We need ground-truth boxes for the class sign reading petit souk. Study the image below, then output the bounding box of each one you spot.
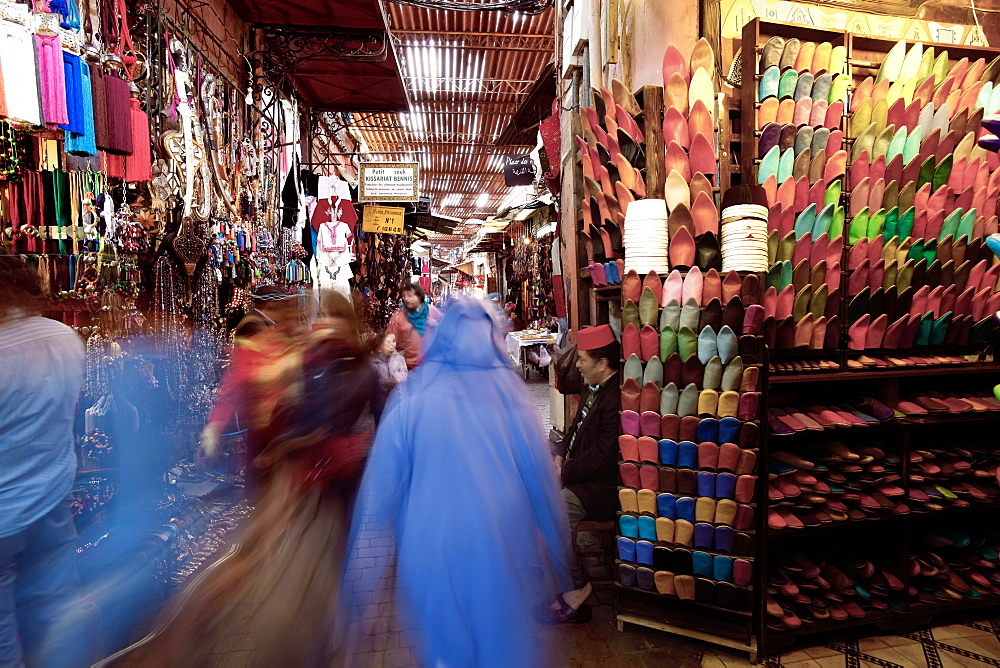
[359,163,419,202]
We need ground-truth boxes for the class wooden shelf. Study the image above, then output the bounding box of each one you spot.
[769,363,1000,384]
[611,18,1000,660]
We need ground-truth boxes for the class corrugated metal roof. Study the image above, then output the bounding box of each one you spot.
[356,3,554,246]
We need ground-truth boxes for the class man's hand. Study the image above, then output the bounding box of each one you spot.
[553,455,564,482]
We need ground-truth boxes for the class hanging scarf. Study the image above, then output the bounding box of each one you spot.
[406,301,430,336]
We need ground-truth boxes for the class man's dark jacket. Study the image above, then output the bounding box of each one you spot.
[557,379,620,521]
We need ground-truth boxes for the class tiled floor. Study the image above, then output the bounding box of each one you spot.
[701,621,1000,666]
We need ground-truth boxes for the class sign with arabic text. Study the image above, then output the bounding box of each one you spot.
[503,155,536,187]
[362,206,405,235]
[359,163,419,202]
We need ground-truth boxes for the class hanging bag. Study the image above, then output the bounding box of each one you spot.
[551,343,582,395]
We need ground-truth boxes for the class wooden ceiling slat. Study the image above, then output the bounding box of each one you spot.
[352,4,552,233]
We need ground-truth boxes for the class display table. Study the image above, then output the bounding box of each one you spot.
[505,330,557,380]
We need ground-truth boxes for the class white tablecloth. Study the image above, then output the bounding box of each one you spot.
[505,331,556,365]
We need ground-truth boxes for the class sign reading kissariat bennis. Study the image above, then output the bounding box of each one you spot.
[359,162,419,202]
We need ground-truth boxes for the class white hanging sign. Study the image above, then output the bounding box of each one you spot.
[359,163,420,202]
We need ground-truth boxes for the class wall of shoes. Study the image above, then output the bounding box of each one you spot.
[574,37,769,652]
[578,17,1000,658]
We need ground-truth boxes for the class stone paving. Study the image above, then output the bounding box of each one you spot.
[112,373,712,667]
[110,372,1000,666]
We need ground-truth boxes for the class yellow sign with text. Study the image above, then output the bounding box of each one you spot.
[362,206,405,235]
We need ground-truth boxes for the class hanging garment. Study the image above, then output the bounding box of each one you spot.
[102,151,125,180]
[102,72,132,154]
[334,197,358,232]
[281,168,299,228]
[65,57,97,156]
[539,99,561,181]
[35,34,69,125]
[89,61,110,150]
[300,169,319,198]
[0,20,41,125]
[318,220,352,253]
[316,175,333,200]
[124,97,151,181]
[52,169,70,253]
[49,0,81,30]
[59,52,86,135]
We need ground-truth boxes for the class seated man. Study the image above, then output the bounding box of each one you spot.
[540,324,620,623]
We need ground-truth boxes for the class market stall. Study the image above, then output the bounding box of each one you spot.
[0,0,415,658]
[557,0,1000,657]
[505,327,557,380]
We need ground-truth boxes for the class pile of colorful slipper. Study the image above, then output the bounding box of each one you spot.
[768,442,905,530]
[660,39,721,270]
[767,550,906,630]
[910,530,1000,602]
[907,442,1000,512]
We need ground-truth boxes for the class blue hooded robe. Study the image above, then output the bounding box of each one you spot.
[349,298,572,667]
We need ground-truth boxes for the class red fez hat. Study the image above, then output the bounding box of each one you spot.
[577,324,616,351]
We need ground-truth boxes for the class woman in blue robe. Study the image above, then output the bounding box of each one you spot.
[349,298,571,667]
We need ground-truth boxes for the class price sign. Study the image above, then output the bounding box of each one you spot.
[362,205,405,235]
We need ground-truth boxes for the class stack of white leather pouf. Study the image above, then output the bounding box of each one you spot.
[624,199,670,275]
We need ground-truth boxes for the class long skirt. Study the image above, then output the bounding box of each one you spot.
[107,470,353,668]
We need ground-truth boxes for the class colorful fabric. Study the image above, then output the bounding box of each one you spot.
[0,19,40,125]
[35,34,68,125]
[58,52,84,135]
[65,55,97,156]
[406,300,430,336]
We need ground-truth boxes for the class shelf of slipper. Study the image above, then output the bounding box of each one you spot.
[583,75,688,283]
[842,37,1000,367]
[740,21,851,371]
[846,37,1000,247]
[842,227,1000,366]
[739,19,851,182]
[691,22,1000,656]
[905,441,1000,514]
[908,529,1000,607]
[767,441,907,535]
[620,267,770,392]
[770,361,1000,384]
[660,39,725,274]
[615,430,759,610]
[983,109,1000,156]
[766,396,896,438]
[760,213,844,361]
[617,254,765,618]
[577,80,649,278]
[894,388,1000,421]
[766,549,908,634]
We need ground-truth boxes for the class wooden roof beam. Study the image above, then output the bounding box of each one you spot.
[392,30,554,52]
